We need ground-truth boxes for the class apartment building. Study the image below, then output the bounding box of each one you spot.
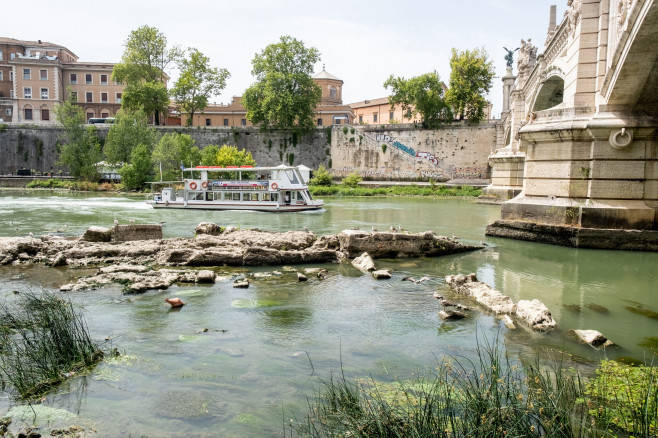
[0,37,123,124]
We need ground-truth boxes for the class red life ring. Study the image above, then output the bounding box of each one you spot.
[189,182,197,190]
[271,182,278,190]
[201,181,208,189]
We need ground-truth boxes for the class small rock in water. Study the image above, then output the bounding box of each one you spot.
[570,329,614,347]
[433,291,444,300]
[297,272,308,282]
[165,298,186,308]
[371,269,392,280]
[440,300,455,307]
[233,279,250,288]
[439,310,466,320]
[585,303,610,314]
[500,314,516,329]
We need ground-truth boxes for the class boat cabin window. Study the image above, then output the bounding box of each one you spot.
[297,191,304,201]
[285,170,300,185]
[249,193,259,201]
[213,192,223,201]
[229,192,240,201]
[271,193,278,202]
[263,193,271,201]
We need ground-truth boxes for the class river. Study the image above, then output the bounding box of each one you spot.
[1,190,656,437]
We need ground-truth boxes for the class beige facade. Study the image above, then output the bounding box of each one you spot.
[0,37,124,124]
[179,69,353,128]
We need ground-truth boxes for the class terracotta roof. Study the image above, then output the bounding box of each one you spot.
[0,37,77,58]
[347,97,390,109]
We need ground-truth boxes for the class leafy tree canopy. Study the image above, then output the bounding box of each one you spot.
[308,164,332,186]
[54,94,102,181]
[151,133,200,182]
[445,47,495,124]
[104,110,159,164]
[243,35,321,136]
[171,48,230,127]
[112,25,181,125]
[384,71,452,129]
[119,143,152,190]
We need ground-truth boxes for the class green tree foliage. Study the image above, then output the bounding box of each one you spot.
[445,47,495,123]
[341,172,362,188]
[171,48,230,127]
[384,71,452,129]
[119,143,152,190]
[54,94,102,181]
[151,133,199,181]
[215,145,256,168]
[200,144,220,166]
[112,25,181,125]
[308,165,332,186]
[104,110,158,164]
[243,35,321,136]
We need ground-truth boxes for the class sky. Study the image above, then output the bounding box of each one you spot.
[4,0,566,119]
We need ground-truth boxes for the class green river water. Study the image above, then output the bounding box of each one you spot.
[0,190,656,437]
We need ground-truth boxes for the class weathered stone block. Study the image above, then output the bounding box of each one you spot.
[82,226,112,242]
[113,224,162,242]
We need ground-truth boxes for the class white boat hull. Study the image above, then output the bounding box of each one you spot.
[148,200,323,212]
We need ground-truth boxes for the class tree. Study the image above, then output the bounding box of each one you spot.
[384,71,452,129]
[54,93,102,181]
[119,144,152,190]
[445,47,495,123]
[112,25,181,125]
[151,132,199,181]
[171,48,230,126]
[104,110,159,164]
[308,165,332,186]
[243,35,321,136]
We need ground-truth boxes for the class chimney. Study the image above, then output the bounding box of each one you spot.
[548,5,557,32]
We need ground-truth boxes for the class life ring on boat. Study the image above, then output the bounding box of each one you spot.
[189,182,197,190]
[271,183,278,190]
[201,181,208,189]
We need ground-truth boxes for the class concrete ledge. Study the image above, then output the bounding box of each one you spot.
[485,220,658,251]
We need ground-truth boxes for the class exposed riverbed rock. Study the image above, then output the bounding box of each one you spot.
[82,226,112,242]
[569,329,614,347]
[515,299,556,331]
[195,222,224,236]
[352,252,376,272]
[372,269,392,280]
[339,230,482,259]
[445,273,516,314]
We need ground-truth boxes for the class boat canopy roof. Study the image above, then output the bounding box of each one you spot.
[182,165,301,172]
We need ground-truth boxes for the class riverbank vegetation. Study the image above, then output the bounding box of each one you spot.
[0,292,106,400]
[294,339,657,437]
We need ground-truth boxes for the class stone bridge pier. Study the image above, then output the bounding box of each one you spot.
[486,0,658,250]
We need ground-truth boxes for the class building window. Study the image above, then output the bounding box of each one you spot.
[101,112,109,118]
[70,73,77,84]
[330,87,336,99]
[41,88,49,99]
[23,68,31,80]
[100,74,108,85]
[6,108,12,116]
[86,92,93,103]
[241,119,246,126]
[10,71,13,81]
[40,69,48,80]
[115,92,122,103]
[23,87,32,99]
[223,118,229,126]
[317,118,323,126]
[86,112,94,121]
[373,113,378,123]
[24,108,33,120]
[359,115,363,123]
[41,109,50,121]
[205,118,211,126]
[71,91,78,102]
[390,112,394,120]
[0,51,3,61]
[101,92,108,103]
[0,71,2,81]
[85,74,92,85]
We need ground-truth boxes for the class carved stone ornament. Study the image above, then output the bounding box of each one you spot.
[566,0,582,35]
[609,128,633,149]
[617,0,635,36]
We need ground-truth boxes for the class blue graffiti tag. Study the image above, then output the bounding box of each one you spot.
[393,141,415,156]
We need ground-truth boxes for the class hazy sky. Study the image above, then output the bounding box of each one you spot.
[5,0,566,118]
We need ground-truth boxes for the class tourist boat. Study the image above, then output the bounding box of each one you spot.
[148,165,324,212]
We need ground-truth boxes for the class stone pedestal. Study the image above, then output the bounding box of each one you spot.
[479,149,525,203]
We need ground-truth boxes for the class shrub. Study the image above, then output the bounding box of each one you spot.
[308,165,333,186]
[342,126,348,135]
[381,143,387,153]
[341,172,362,188]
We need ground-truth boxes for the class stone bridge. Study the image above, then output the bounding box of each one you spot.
[485,0,658,248]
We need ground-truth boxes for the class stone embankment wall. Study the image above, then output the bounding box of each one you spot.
[0,125,331,175]
[0,124,496,181]
[331,123,497,181]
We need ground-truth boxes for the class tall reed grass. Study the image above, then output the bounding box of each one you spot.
[292,337,657,437]
[0,292,104,399]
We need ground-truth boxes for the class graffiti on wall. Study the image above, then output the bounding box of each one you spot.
[415,151,438,165]
[451,166,489,179]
